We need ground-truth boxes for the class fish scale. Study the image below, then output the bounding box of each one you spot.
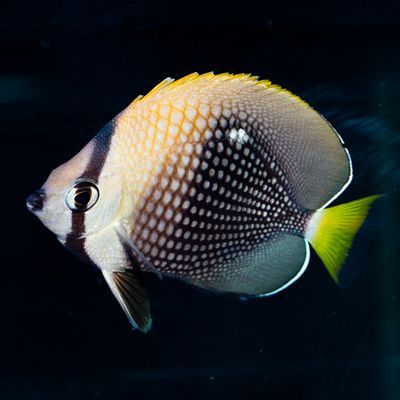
[27,72,379,332]
[130,111,310,285]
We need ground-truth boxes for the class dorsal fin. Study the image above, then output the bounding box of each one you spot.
[134,72,312,110]
[129,71,351,209]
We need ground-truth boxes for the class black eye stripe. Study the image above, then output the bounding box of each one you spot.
[65,119,115,262]
[81,120,115,179]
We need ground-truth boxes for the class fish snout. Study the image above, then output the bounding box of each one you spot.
[26,190,46,212]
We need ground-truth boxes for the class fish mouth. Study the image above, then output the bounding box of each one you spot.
[26,189,46,213]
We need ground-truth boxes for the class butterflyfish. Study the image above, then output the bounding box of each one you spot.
[27,73,380,332]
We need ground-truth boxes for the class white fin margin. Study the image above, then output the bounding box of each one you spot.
[318,147,353,210]
[254,239,310,298]
[315,115,353,210]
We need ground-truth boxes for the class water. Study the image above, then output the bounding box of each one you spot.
[2,1,400,399]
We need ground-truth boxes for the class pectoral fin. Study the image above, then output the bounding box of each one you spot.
[115,223,162,279]
[102,269,152,333]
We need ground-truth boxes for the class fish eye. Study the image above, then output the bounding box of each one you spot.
[65,180,99,212]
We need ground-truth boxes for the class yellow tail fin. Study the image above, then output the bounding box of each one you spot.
[305,195,381,284]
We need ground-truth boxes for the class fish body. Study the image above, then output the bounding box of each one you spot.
[27,73,379,331]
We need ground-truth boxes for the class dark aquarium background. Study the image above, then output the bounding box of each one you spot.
[1,1,400,399]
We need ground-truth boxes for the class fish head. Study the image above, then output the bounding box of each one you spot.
[26,123,124,251]
[27,120,153,331]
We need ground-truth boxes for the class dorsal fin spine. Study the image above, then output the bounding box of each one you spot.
[130,72,312,110]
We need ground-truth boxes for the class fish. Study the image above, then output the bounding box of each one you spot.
[26,72,380,332]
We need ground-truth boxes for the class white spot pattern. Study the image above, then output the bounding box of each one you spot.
[130,108,310,285]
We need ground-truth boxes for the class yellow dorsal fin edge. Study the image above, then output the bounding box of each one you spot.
[132,72,312,110]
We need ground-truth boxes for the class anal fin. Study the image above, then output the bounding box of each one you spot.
[102,269,152,333]
[194,234,309,297]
